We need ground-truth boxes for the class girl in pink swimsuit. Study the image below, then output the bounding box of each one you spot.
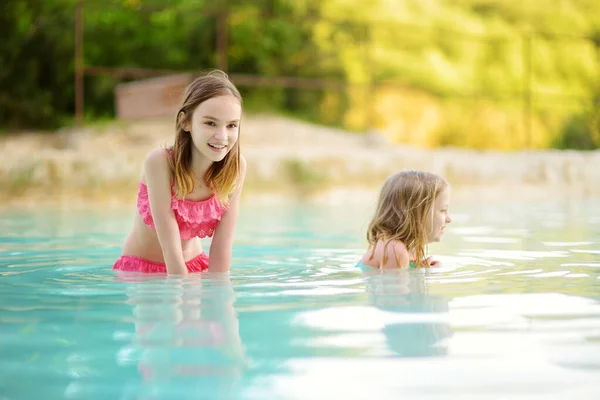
[113,70,247,275]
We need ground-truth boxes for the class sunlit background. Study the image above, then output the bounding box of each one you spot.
[1,0,600,204]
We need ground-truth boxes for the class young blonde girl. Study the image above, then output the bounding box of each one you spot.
[359,170,452,270]
[113,70,246,275]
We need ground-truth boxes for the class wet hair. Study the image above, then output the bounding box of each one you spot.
[366,170,448,267]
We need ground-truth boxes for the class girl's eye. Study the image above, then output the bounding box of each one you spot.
[227,124,238,129]
[205,121,216,126]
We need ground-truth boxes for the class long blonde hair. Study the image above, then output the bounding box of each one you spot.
[168,70,242,205]
[366,170,448,267]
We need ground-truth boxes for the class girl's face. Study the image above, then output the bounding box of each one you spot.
[183,95,242,163]
[426,187,452,243]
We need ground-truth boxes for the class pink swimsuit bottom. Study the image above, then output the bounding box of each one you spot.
[113,252,209,274]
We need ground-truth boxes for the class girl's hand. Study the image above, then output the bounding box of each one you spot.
[426,257,441,267]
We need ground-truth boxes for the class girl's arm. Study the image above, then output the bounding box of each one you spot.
[381,240,411,269]
[207,156,247,273]
[144,149,188,275]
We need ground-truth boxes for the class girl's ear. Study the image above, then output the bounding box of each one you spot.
[178,111,190,132]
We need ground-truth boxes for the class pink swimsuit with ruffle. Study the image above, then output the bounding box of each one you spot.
[113,182,229,273]
[137,182,228,240]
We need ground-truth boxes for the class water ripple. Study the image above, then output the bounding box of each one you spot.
[1,200,599,399]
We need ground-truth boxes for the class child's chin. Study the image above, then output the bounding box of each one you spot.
[208,152,228,162]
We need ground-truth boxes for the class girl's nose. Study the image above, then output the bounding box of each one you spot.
[446,214,452,223]
[214,127,227,140]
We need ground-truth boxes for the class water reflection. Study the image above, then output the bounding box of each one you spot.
[289,267,452,358]
[119,274,248,399]
[362,267,453,357]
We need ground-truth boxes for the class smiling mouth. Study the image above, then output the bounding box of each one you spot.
[208,143,227,151]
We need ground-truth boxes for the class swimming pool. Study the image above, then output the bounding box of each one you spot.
[1,197,599,399]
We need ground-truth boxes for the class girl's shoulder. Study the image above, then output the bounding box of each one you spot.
[369,238,411,269]
[148,147,172,159]
[141,148,172,184]
[379,238,409,252]
[144,147,171,163]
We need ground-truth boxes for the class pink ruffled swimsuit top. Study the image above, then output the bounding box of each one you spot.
[137,182,229,240]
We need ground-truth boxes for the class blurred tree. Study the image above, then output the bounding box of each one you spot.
[0,0,598,150]
[0,0,76,128]
[553,87,600,150]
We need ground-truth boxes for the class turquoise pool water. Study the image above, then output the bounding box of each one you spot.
[1,198,599,399]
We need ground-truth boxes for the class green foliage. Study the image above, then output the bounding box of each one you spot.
[0,0,76,128]
[555,115,597,149]
[553,89,600,150]
[0,0,598,149]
